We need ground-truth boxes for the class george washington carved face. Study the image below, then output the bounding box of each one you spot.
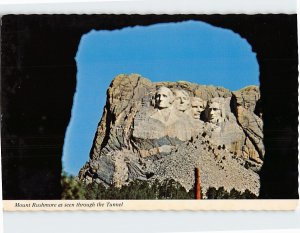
[154,86,174,109]
[173,89,190,112]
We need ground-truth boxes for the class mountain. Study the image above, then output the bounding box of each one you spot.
[78,74,264,197]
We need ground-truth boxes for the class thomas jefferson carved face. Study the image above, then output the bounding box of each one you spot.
[207,101,223,124]
[173,90,190,112]
[155,87,174,109]
[190,97,206,120]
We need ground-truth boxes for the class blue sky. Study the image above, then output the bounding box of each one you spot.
[62,20,259,175]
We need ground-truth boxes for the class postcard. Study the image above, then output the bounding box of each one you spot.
[1,13,298,211]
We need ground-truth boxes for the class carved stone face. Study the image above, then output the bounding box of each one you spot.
[155,87,174,109]
[207,102,223,123]
[174,90,190,112]
[191,97,205,120]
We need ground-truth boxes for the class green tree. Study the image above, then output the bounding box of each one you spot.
[206,186,257,199]
[61,172,85,199]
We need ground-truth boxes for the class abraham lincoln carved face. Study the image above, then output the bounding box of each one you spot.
[207,101,223,123]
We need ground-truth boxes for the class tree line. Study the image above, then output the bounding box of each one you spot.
[61,172,257,200]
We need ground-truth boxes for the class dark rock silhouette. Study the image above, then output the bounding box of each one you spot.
[1,15,297,199]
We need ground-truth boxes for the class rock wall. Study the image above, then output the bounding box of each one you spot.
[78,74,264,196]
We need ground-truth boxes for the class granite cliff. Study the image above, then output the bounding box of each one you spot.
[78,74,264,196]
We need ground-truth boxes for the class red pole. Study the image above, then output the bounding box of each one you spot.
[195,167,201,199]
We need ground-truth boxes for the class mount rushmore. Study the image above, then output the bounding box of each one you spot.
[78,74,264,196]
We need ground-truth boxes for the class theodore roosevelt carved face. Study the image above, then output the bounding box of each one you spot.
[190,97,206,120]
[154,86,174,109]
[173,89,190,112]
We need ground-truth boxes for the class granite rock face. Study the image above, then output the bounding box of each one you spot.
[78,74,264,196]
[232,86,264,163]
